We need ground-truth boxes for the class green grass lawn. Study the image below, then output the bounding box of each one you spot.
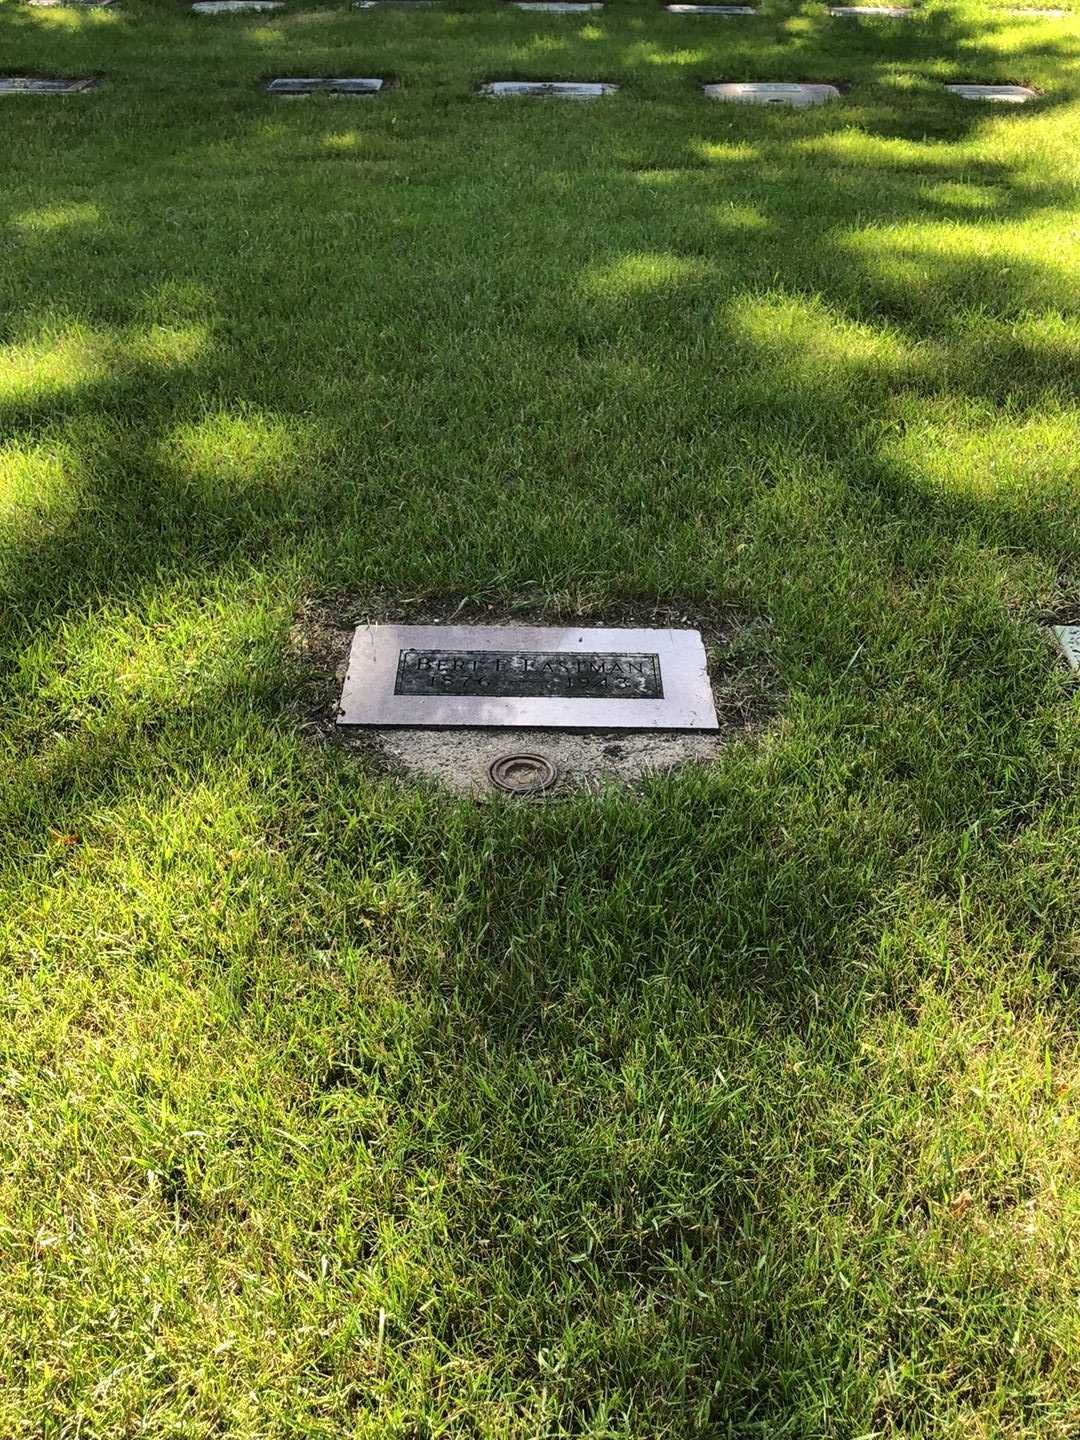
[1,0,1079,1433]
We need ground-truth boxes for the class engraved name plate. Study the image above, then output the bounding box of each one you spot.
[0,76,97,93]
[480,80,618,97]
[338,625,718,729]
[704,81,841,105]
[945,83,1038,102]
[192,1,283,11]
[266,77,385,95]
[395,649,663,700]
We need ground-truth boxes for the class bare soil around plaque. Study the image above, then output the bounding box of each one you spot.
[292,595,778,793]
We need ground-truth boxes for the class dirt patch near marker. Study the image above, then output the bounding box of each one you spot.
[292,594,778,795]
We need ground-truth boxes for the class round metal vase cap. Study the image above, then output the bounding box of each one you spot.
[488,752,559,795]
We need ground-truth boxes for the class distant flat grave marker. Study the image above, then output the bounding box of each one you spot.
[480,80,618,97]
[1004,7,1068,13]
[0,75,98,93]
[829,4,910,14]
[338,625,718,730]
[353,2,440,7]
[266,77,386,95]
[27,0,114,7]
[1053,625,1080,672]
[704,81,841,106]
[192,0,283,9]
[513,2,605,10]
[665,4,757,12]
[946,83,1038,101]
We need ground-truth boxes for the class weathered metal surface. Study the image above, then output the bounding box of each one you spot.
[338,625,718,730]
[479,80,618,97]
[945,83,1038,101]
[192,1,283,11]
[266,77,386,94]
[829,5,911,15]
[704,81,841,105]
[0,76,98,93]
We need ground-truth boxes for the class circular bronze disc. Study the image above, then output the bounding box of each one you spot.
[488,752,559,795]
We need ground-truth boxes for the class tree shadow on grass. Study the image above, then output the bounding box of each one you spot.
[1,4,1079,1434]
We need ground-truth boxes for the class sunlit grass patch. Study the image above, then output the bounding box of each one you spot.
[10,202,101,234]
[16,581,285,721]
[320,128,363,150]
[917,177,1004,208]
[860,969,1080,1250]
[796,128,981,171]
[580,250,710,295]
[621,40,710,65]
[839,214,1080,315]
[728,289,931,392]
[885,400,1080,502]
[0,440,79,529]
[688,137,759,164]
[129,325,213,371]
[0,322,212,409]
[0,326,110,406]
[162,409,322,495]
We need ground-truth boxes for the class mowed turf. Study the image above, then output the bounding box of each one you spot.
[1,0,1080,1434]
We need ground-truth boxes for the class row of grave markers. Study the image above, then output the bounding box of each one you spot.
[12,0,1060,104]
[21,0,1073,13]
[0,78,1044,105]
[11,0,1054,102]
[271,77,1041,99]
[0,74,1042,100]
[197,0,929,11]
[192,0,1070,11]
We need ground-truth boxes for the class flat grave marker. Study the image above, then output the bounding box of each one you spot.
[338,625,718,730]
[512,3,605,10]
[829,5,911,14]
[480,80,618,97]
[192,0,283,10]
[0,76,98,93]
[266,77,386,95]
[704,81,841,106]
[1053,625,1080,672]
[946,83,1038,101]
[665,5,757,13]
[353,2,440,7]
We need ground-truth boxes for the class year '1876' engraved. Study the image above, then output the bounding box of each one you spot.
[394,649,664,700]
